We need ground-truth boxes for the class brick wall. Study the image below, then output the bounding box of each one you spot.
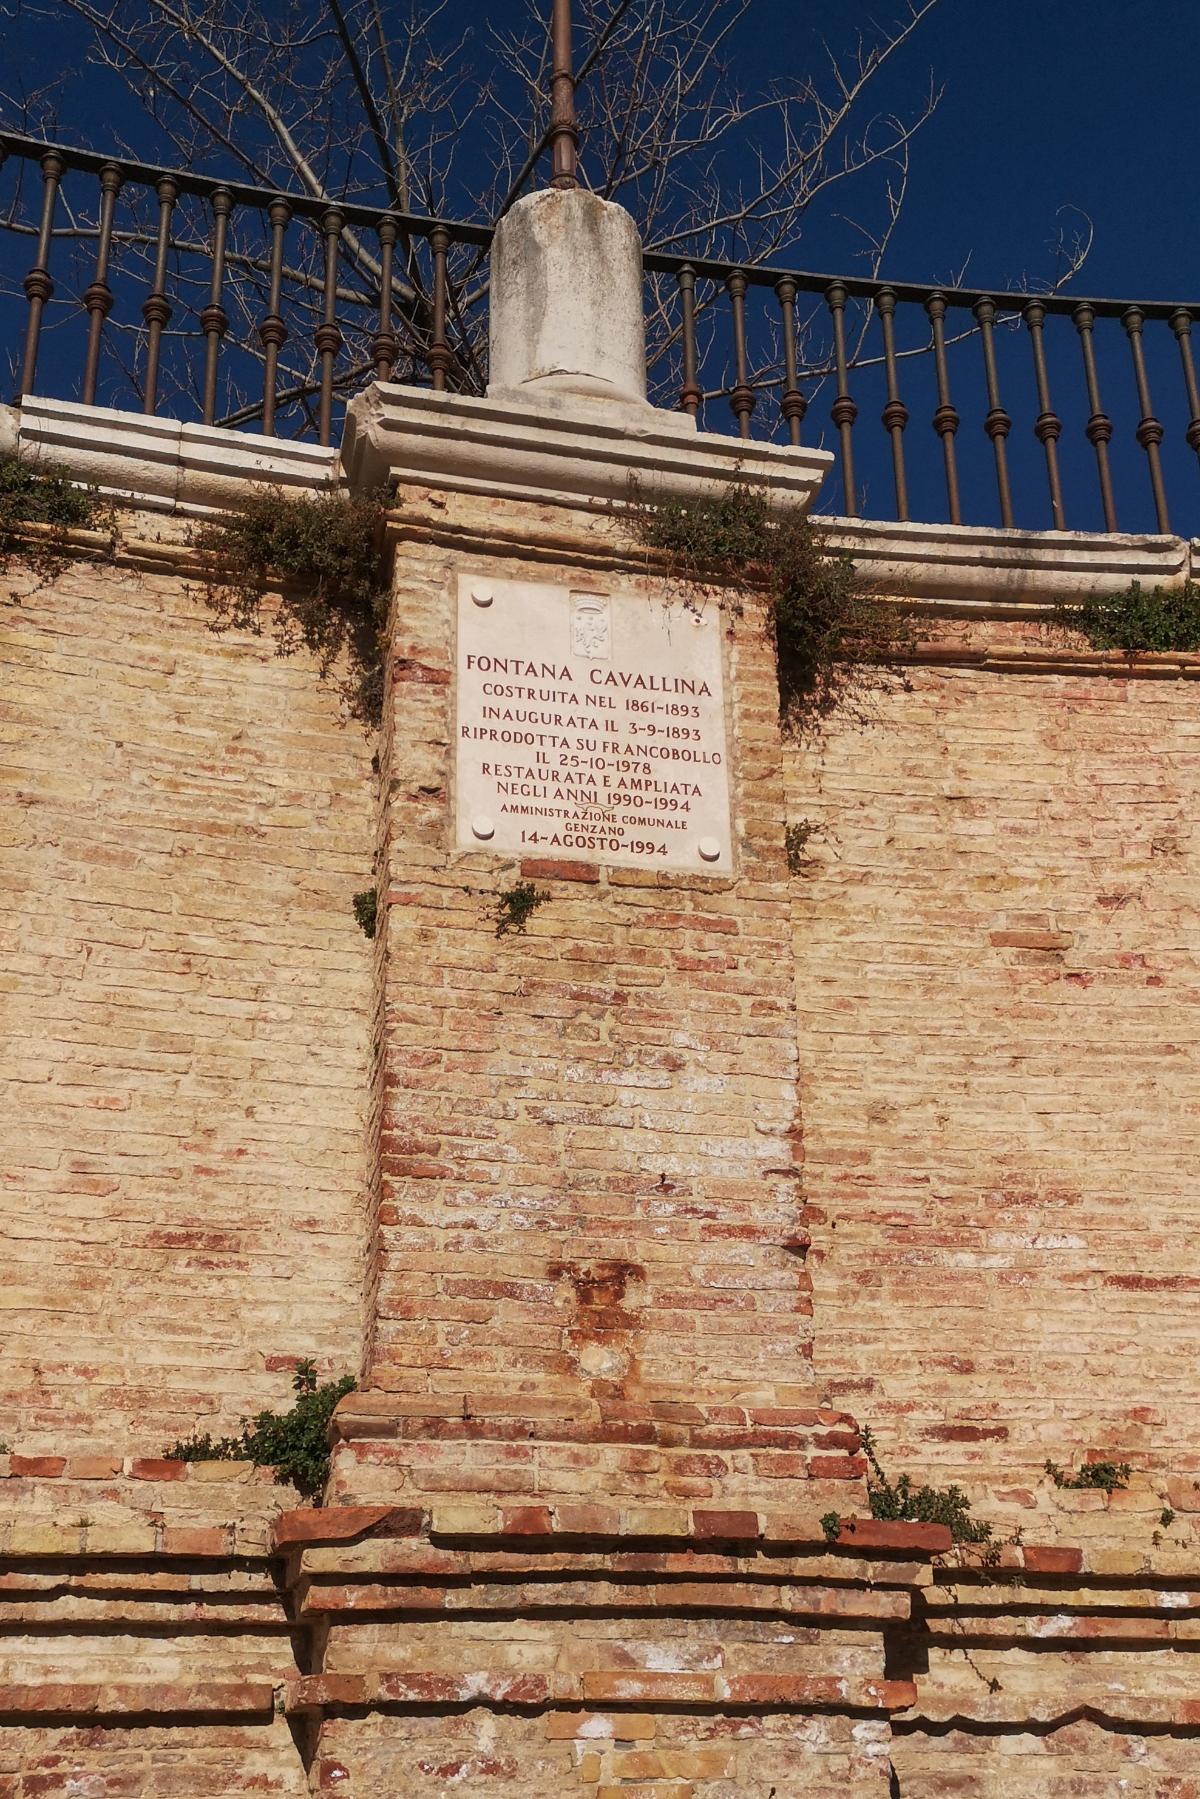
[787,614,1200,1538]
[331,488,836,1516]
[1,541,374,1454]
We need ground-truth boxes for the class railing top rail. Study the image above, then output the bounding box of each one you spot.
[642,248,1200,324]
[0,129,494,247]
[5,130,1196,321]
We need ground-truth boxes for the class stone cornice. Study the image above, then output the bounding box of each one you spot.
[342,380,833,510]
[17,394,337,515]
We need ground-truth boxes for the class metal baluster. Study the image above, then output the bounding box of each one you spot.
[19,150,65,397]
[826,281,858,517]
[82,162,122,405]
[141,174,178,415]
[973,297,1014,528]
[1072,303,1117,532]
[924,291,961,525]
[200,186,232,426]
[726,268,755,440]
[372,215,398,381]
[1168,308,1200,475]
[428,223,452,392]
[1023,299,1065,529]
[875,287,910,521]
[677,264,701,418]
[775,275,806,446]
[1122,305,1170,532]
[259,198,290,436]
[315,206,345,447]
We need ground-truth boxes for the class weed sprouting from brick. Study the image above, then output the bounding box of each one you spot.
[1044,1457,1131,1492]
[195,483,390,725]
[353,888,378,939]
[823,1426,1000,1561]
[627,480,913,738]
[1052,580,1200,654]
[785,818,820,873]
[493,881,551,937]
[1,451,111,594]
[165,1360,356,1502]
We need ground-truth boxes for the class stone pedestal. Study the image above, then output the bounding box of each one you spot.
[487,188,649,408]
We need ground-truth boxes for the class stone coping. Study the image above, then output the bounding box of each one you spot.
[272,1502,949,1556]
[10,391,1200,621]
[285,1669,917,1716]
[17,394,337,514]
[0,1680,277,1721]
[342,381,832,510]
[822,511,1192,604]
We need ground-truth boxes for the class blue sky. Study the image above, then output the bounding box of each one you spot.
[2,0,1197,531]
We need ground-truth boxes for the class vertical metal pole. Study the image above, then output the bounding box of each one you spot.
[428,224,452,391]
[1072,303,1117,532]
[1023,298,1066,529]
[315,206,345,447]
[925,291,962,525]
[19,150,64,398]
[1122,305,1170,532]
[826,281,859,518]
[141,174,178,416]
[259,198,291,436]
[726,269,755,440]
[1168,308,1200,477]
[775,275,807,446]
[200,187,232,427]
[973,297,1014,528]
[677,265,701,418]
[549,0,579,189]
[373,216,398,381]
[875,287,910,521]
[82,162,123,405]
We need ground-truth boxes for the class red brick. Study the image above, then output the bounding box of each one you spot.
[691,1509,761,1540]
[162,1527,228,1557]
[8,1456,65,1478]
[833,1519,952,1553]
[129,1458,186,1481]
[272,1506,421,1549]
[1021,1544,1084,1574]
[499,1505,554,1534]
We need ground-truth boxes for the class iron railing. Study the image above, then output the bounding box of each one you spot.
[0,131,491,445]
[3,130,1200,535]
[644,249,1200,535]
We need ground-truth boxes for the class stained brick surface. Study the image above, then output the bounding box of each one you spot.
[6,499,1200,1794]
[787,627,1200,1545]
[1,547,373,1454]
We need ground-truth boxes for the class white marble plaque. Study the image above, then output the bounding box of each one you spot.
[455,575,733,875]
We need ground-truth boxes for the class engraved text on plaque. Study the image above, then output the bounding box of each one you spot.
[455,576,733,874]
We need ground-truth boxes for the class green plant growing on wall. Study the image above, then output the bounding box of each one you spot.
[493,881,551,937]
[823,1426,1000,1560]
[1044,1457,1131,1492]
[1052,580,1200,654]
[195,483,390,724]
[628,480,913,737]
[0,451,111,592]
[164,1359,356,1502]
[784,818,821,873]
[353,888,378,939]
